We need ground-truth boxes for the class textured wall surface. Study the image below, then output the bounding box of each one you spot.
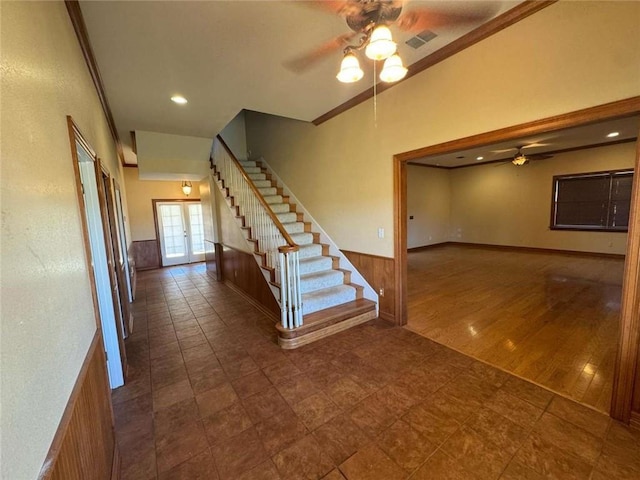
[0,2,124,478]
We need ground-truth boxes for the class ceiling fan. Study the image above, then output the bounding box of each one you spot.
[286,0,497,83]
[496,145,554,166]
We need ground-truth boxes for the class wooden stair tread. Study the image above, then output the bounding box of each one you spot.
[277,298,376,339]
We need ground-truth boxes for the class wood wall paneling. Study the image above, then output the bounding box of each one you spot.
[39,332,116,480]
[204,240,221,281]
[342,250,395,324]
[220,244,280,319]
[131,240,160,270]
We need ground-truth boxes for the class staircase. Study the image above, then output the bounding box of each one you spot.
[212,136,377,349]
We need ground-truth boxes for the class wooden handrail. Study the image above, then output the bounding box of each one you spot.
[215,135,299,251]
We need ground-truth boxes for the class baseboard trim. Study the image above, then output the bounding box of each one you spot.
[407,243,450,252]
[378,311,395,324]
[409,241,625,259]
[223,279,279,323]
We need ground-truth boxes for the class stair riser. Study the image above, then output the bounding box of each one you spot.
[290,233,314,245]
[276,212,298,223]
[258,187,278,196]
[264,196,283,204]
[298,244,323,259]
[302,288,356,315]
[271,204,291,214]
[300,272,345,294]
[253,180,272,188]
[284,223,305,234]
[299,257,334,275]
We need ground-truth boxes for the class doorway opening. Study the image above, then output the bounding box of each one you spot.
[393,97,640,422]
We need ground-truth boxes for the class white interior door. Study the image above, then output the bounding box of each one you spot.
[157,202,205,266]
[76,142,124,389]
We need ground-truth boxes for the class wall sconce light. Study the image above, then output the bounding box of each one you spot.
[181,180,192,196]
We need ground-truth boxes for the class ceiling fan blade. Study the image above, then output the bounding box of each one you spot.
[522,142,550,149]
[491,147,517,154]
[284,32,358,73]
[298,0,363,18]
[528,153,554,160]
[396,3,498,33]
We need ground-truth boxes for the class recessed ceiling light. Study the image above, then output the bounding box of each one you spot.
[171,95,188,105]
[607,131,620,138]
[476,156,484,161]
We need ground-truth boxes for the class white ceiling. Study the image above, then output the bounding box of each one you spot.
[409,115,640,168]
[79,0,521,165]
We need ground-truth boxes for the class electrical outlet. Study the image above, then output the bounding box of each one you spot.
[378,228,385,239]
[379,287,384,297]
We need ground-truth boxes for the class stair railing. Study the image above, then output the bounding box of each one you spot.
[213,136,303,329]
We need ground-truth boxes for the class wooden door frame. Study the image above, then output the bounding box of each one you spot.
[67,115,125,387]
[393,96,640,422]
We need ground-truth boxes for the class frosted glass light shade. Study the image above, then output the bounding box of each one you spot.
[379,54,408,83]
[512,154,528,166]
[365,25,396,60]
[336,53,364,83]
[182,181,192,196]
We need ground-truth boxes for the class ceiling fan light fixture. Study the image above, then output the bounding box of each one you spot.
[171,95,188,105]
[336,52,364,83]
[512,153,528,166]
[379,53,407,83]
[365,25,396,60]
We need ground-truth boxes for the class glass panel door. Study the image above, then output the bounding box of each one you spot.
[156,201,205,266]
[187,203,205,263]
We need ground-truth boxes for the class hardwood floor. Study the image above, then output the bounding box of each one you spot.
[406,245,624,413]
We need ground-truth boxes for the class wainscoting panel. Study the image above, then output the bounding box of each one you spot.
[342,250,395,324]
[131,239,160,270]
[220,244,280,318]
[204,240,221,281]
[40,332,117,480]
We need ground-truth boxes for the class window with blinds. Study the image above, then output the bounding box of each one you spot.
[551,169,634,231]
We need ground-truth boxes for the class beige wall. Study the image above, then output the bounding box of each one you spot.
[406,143,635,254]
[246,1,640,257]
[123,168,200,241]
[0,2,128,478]
[449,142,635,254]
[220,110,248,160]
[136,130,212,180]
[407,166,451,249]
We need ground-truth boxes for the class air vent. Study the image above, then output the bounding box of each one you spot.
[405,30,437,49]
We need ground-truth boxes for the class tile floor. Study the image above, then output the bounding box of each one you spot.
[113,264,640,480]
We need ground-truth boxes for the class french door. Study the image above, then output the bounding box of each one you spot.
[156,201,205,266]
